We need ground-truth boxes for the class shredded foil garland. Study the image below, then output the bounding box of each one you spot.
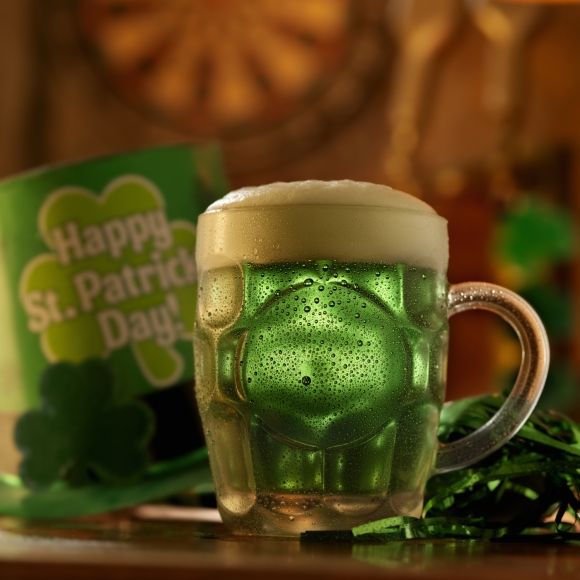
[302,395,580,543]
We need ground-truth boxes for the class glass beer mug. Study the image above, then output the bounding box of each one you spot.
[193,181,549,536]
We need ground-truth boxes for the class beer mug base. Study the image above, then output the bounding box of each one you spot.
[218,492,423,537]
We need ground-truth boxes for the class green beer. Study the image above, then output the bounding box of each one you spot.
[195,180,550,536]
[194,180,450,535]
[195,259,447,533]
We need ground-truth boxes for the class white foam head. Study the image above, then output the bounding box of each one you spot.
[206,180,437,214]
[197,180,448,272]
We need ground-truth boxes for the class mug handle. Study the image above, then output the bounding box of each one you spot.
[435,282,550,474]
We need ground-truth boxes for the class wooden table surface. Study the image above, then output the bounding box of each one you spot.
[1,509,580,580]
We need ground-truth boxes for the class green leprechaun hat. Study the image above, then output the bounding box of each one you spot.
[0,144,225,518]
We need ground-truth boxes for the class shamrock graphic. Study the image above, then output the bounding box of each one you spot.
[19,176,197,390]
[15,360,154,490]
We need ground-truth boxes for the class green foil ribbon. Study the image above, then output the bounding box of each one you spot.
[0,447,212,519]
[303,395,580,543]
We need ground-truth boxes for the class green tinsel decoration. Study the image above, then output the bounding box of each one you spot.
[303,395,580,543]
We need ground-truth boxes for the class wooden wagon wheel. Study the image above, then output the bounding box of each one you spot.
[78,0,390,173]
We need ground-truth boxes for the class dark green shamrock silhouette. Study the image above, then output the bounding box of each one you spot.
[15,360,155,491]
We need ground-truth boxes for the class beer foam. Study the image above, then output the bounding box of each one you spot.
[197,181,448,272]
[206,180,437,214]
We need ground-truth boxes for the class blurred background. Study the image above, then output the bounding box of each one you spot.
[0,0,579,413]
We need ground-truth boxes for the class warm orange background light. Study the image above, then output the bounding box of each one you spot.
[498,0,580,3]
